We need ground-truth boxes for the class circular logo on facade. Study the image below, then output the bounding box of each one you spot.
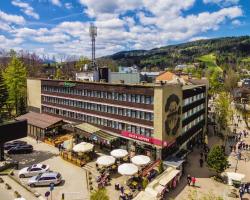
[165,94,181,136]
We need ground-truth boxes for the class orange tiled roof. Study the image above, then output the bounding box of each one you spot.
[156,71,175,81]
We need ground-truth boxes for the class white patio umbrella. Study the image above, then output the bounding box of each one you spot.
[131,155,151,166]
[73,142,94,153]
[96,155,116,167]
[118,163,138,176]
[110,149,128,158]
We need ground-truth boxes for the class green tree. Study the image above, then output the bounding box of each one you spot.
[224,69,239,93]
[3,55,27,116]
[207,145,229,176]
[75,56,91,71]
[214,92,232,131]
[18,96,27,115]
[55,68,63,79]
[90,189,109,200]
[0,71,8,122]
[206,69,223,94]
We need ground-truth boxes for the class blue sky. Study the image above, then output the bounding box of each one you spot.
[0,0,249,59]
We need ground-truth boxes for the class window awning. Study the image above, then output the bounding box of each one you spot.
[159,169,180,186]
[74,123,118,143]
[93,130,118,143]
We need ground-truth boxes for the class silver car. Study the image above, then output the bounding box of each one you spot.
[19,164,49,178]
[28,172,62,187]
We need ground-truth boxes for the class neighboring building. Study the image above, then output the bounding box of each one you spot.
[109,72,140,84]
[156,71,187,85]
[27,78,208,159]
[75,71,99,81]
[0,120,27,160]
[140,72,162,82]
[175,64,187,71]
[119,65,139,73]
[16,112,64,140]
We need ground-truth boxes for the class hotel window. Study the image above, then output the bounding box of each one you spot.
[136,95,140,103]
[145,96,151,104]
[123,93,126,101]
[107,106,112,113]
[126,109,131,117]
[131,95,136,103]
[118,93,123,101]
[136,127,140,134]
[107,92,111,99]
[118,108,123,116]
[131,110,136,118]
[131,125,136,133]
[141,95,145,104]
[136,111,140,119]
[140,111,145,119]
[141,127,145,135]
[127,125,131,132]
[127,94,131,102]
[145,113,150,121]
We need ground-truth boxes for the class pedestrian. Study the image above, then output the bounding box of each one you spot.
[187,174,191,186]
[200,152,203,158]
[199,158,204,167]
[36,135,39,144]
[239,187,244,200]
[191,177,196,186]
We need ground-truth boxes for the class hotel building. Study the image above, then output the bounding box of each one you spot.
[27,78,207,159]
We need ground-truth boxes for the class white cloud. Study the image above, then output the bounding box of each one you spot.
[11,0,39,19]
[50,0,62,7]
[0,35,23,49]
[0,10,25,24]
[189,36,209,41]
[203,0,240,6]
[64,3,73,9]
[33,34,71,43]
[232,19,242,26]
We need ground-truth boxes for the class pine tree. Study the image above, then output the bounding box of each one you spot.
[207,145,229,176]
[0,71,8,122]
[3,55,27,116]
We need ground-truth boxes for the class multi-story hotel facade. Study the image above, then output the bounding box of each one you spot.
[27,78,207,159]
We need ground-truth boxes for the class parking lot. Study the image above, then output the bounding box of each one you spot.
[8,137,89,200]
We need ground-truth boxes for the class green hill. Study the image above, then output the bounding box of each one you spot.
[105,36,250,70]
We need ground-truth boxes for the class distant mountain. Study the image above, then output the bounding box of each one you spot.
[105,36,250,69]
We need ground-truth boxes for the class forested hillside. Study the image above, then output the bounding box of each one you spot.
[105,36,250,70]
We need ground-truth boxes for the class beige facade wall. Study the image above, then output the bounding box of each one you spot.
[27,79,41,112]
[153,84,182,146]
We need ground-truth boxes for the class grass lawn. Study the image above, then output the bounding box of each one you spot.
[197,53,222,72]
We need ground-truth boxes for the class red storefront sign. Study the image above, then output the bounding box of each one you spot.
[121,131,167,147]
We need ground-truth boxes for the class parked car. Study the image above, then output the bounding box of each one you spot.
[4,141,27,150]
[7,144,33,154]
[18,164,50,178]
[28,172,62,187]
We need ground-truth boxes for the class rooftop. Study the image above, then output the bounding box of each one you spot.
[16,112,63,129]
[28,77,206,89]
